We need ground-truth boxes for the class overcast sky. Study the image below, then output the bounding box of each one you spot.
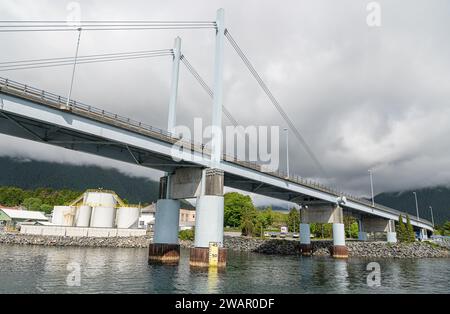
[0,0,449,203]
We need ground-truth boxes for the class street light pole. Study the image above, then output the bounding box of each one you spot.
[368,169,374,207]
[413,192,420,221]
[429,205,434,226]
[284,128,289,178]
[66,27,82,109]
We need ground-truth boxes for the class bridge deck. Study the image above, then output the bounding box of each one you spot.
[0,77,433,230]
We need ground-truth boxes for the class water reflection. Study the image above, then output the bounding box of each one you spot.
[207,267,219,293]
[149,264,178,293]
[0,245,448,294]
[333,260,349,292]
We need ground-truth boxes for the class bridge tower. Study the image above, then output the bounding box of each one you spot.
[148,36,183,264]
[189,8,227,268]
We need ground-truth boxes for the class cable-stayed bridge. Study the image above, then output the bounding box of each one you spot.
[0,9,433,266]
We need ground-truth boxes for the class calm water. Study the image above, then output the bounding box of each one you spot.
[0,244,449,294]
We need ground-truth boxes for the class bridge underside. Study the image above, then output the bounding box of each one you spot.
[0,112,416,229]
[0,109,326,204]
[0,110,199,173]
[0,88,433,231]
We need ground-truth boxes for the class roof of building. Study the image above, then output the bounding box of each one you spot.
[0,208,48,221]
[141,203,156,213]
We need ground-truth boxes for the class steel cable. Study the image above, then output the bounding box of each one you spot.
[224,28,327,178]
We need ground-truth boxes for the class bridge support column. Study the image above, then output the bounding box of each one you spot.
[190,169,226,268]
[358,219,368,241]
[332,222,348,258]
[419,228,428,240]
[149,176,181,264]
[358,232,368,241]
[361,217,397,243]
[301,204,348,258]
[299,223,312,256]
[386,220,397,243]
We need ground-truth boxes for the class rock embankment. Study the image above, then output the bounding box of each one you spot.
[1,233,448,258]
[181,237,449,258]
[0,233,151,248]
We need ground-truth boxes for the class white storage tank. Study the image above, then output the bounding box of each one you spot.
[116,207,140,229]
[75,205,92,227]
[83,191,117,208]
[90,206,115,228]
[52,206,75,226]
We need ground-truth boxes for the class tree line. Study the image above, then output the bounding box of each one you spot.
[0,186,81,214]
[224,192,359,238]
[396,214,416,242]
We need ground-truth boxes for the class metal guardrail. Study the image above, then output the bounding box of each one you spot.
[0,76,433,227]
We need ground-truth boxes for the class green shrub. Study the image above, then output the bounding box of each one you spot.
[179,228,195,241]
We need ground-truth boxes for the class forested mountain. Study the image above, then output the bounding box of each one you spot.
[375,187,450,225]
[0,156,159,204]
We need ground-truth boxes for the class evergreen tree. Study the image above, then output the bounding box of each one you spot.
[397,215,406,242]
[286,208,300,233]
[406,215,415,242]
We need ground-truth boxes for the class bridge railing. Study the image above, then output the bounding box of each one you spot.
[0,76,432,227]
[0,76,210,150]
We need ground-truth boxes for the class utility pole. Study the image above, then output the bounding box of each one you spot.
[413,192,420,221]
[368,169,374,207]
[65,28,82,109]
[429,205,434,226]
[284,128,289,177]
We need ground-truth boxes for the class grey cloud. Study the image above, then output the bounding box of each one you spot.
[1,0,449,200]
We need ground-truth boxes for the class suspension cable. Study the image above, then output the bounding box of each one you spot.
[0,21,216,32]
[224,28,327,178]
[180,55,239,127]
[0,49,172,66]
[0,51,173,71]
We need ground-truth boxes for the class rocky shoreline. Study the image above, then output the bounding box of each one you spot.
[0,233,151,248]
[1,233,448,258]
[185,237,450,258]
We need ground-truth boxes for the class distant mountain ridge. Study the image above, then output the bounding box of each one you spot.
[0,156,159,204]
[1,156,449,225]
[375,187,450,225]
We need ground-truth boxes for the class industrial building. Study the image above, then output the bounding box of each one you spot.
[0,207,48,231]
[20,189,146,237]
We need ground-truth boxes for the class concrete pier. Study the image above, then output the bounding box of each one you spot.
[299,223,312,256]
[190,168,227,268]
[332,222,348,258]
[301,204,348,258]
[148,198,181,264]
[359,217,397,243]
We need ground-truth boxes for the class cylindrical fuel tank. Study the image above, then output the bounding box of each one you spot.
[116,207,140,229]
[52,206,75,226]
[90,206,115,228]
[75,205,92,227]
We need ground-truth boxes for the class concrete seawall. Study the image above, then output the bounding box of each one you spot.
[1,233,448,258]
